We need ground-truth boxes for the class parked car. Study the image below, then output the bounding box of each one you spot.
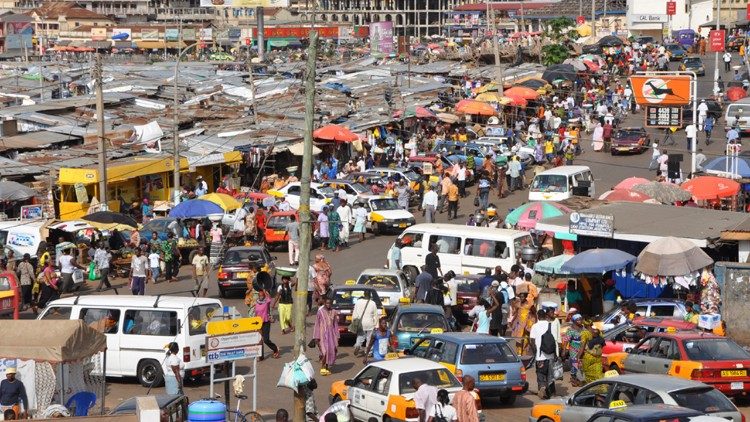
[355,268,411,312]
[407,332,528,405]
[263,210,318,250]
[529,374,742,422]
[601,317,698,357]
[606,332,750,397]
[216,246,277,297]
[352,194,416,235]
[666,44,686,61]
[584,404,727,422]
[390,303,451,351]
[320,179,369,204]
[330,285,385,339]
[680,56,705,76]
[595,299,687,331]
[611,127,650,155]
[267,182,333,213]
[432,140,488,169]
[635,36,656,46]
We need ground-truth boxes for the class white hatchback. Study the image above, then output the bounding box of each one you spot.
[355,268,411,312]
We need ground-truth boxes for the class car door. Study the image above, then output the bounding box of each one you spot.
[362,368,392,421]
[644,338,677,374]
[347,365,383,421]
[285,185,301,209]
[622,337,660,373]
[560,380,615,422]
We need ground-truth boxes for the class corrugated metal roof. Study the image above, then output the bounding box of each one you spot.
[0,131,78,151]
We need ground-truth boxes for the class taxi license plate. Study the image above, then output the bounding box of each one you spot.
[721,370,747,377]
[732,382,745,390]
[399,223,407,228]
[236,272,250,279]
[274,230,285,235]
[479,373,505,382]
[346,315,352,322]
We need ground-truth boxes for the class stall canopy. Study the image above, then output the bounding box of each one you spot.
[0,181,36,201]
[0,320,107,363]
[560,248,637,274]
[635,236,714,277]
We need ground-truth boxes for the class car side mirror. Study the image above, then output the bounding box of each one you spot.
[344,379,355,387]
[625,347,633,353]
[567,397,573,405]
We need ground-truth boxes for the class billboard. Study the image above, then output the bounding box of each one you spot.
[165,28,179,41]
[709,29,725,52]
[141,29,160,40]
[91,28,107,41]
[111,28,131,41]
[629,75,692,106]
[369,21,393,56]
[199,0,289,7]
[183,28,196,41]
[5,34,32,50]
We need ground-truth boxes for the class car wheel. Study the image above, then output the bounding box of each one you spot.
[137,359,164,387]
[382,417,392,422]
[538,418,554,422]
[499,395,516,406]
[375,223,385,236]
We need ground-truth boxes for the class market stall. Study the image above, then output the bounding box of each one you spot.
[0,320,108,417]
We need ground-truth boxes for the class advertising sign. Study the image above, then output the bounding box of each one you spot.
[111,28,131,41]
[206,317,262,335]
[369,21,394,56]
[206,332,262,351]
[569,212,614,238]
[645,106,682,128]
[228,27,241,41]
[90,28,106,41]
[5,34,32,50]
[182,28,196,41]
[629,75,691,106]
[628,14,667,25]
[20,205,43,220]
[74,182,89,203]
[338,26,354,42]
[576,15,585,25]
[709,29,725,52]
[747,4,750,21]
[206,345,262,363]
[199,0,289,7]
[165,28,179,41]
[666,1,676,16]
[141,29,160,41]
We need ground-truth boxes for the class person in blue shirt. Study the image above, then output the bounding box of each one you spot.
[364,316,392,363]
[476,268,495,292]
[472,297,499,335]
[602,279,620,313]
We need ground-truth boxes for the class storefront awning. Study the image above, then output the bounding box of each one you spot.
[113,41,133,49]
[136,40,165,49]
[86,41,112,49]
[165,41,187,49]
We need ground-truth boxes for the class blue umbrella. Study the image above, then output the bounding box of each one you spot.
[169,199,223,218]
[560,248,637,274]
[703,156,750,178]
[534,254,574,274]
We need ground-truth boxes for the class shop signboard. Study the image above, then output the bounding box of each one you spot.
[629,75,691,106]
[645,106,682,128]
[666,1,676,16]
[199,28,213,41]
[569,212,614,238]
[369,21,393,56]
[709,29,725,52]
[111,28,131,41]
[141,29,160,41]
[90,28,107,41]
[183,28,197,41]
[165,28,179,41]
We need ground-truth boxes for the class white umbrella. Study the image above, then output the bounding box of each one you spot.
[635,237,714,276]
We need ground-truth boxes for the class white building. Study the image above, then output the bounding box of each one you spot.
[627,0,713,39]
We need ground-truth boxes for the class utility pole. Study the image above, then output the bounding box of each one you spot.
[95,53,108,208]
[713,0,721,96]
[257,6,265,62]
[173,19,183,204]
[292,29,318,422]
[579,0,582,18]
[591,0,596,38]
[489,3,503,95]
[246,55,258,124]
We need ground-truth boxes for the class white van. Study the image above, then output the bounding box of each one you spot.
[390,224,534,281]
[0,220,46,258]
[725,98,750,132]
[528,165,595,202]
[38,295,222,386]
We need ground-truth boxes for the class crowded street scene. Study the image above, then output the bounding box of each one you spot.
[3,0,750,421]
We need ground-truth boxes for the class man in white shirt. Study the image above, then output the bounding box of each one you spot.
[278,196,292,212]
[658,150,670,174]
[352,290,379,357]
[529,309,559,399]
[456,163,467,197]
[696,148,707,172]
[421,185,438,223]
[357,156,366,173]
[685,123,697,152]
[412,377,438,422]
[697,100,709,129]
[337,200,352,247]
[724,51,732,72]
[649,143,661,171]
[195,176,208,196]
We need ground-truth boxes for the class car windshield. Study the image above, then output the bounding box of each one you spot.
[530,174,567,193]
[332,289,378,307]
[316,186,335,197]
[460,342,517,364]
[267,215,293,229]
[668,45,683,51]
[349,183,367,193]
[669,387,737,413]
[357,274,401,291]
[399,368,461,394]
[224,249,265,265]
[455,279,482,293]
[683,339,750,360]
[371,198,400,211]
[616,129,643,138]
[684,58,701,66]
[397,313,446,332]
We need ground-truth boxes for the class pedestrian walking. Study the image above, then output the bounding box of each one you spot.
[273,275,295,334]
[163,342,184,395]
[530,309,559,399]
[507,156,522,192]
[704,115,715,144]
[685,123,697,152]
[388,239,402,270]
[476,171,492,209]
[327,207,341,251]
[317,207,330,250]
[351,290,379,357]
[93,243,112,292]
[148,246,161,283]
[286,214,300,265]
[431,389,457,422]
[364,316,392,363]
[724,51,732,72]
[16,254,34,310]
[456,163,467,197]
[36,260,59,311]
[162,232,180,283]
[421,184,437,223]
[337,199,352,247]
[313,297,339,375]
[129,247,149,296]
[313,255,332,306]
[412,377,437,422]
[191,247,210,297]
[451,376,479,422]
[352,202,368,243]
[255,289,280,359]
[446,180,459,220]
[57,247,81,294]
[562,314,585,387]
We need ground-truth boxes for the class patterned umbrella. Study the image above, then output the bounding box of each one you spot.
[636,237,714,277]
[505,202,572,230]
[632,182,692,204]
[199,193,241,211]
[614,177,651,190]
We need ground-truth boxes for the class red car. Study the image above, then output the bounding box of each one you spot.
[601,317,697,356]
[606,331,750,397]
[262,210,317,250]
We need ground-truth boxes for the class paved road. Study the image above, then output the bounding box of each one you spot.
[28,55,750,420]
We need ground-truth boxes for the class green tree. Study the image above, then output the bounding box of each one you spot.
[546,17,575,42]
[542,16,575,65]
[541,44,570,66]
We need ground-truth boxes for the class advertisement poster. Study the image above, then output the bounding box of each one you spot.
[182,28,197,41]
[709,29,725,52]
[369,21,393,56]
[141,29,160,40]
[90,28,107,41]
[165,28,179,41]
[20,205,43,220]
[111,28,131,41]
[199,0,289,7]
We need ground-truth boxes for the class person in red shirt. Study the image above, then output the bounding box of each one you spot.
[602,122,613,153]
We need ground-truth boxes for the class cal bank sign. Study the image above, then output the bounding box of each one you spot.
[629,14,668,25]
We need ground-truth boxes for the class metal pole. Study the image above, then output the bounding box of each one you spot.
[490,4,503,95]
[257,6,265,62]
[579,0,582,17]
[95,53,108,208]
[713,0,721,95]
[691,74,697,174]
[292,29,318,422]
[173,19,183,204]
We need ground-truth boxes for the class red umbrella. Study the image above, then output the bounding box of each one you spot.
[313,124,359,143]
[727,86,747,102]
[504,94,528,108]
[583,59,600,72]
[598,189,654,203]
[455,99,497,116]
[504,86,540,100]
[681,176,740,200]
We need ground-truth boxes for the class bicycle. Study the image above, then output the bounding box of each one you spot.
[211,393,264,422]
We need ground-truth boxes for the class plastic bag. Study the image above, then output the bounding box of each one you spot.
[295,354,314,385]
[553,359,564,380]
[88,262,99,281]
[277,362,298,390]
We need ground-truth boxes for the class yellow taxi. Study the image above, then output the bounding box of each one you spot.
[329,356,464,422]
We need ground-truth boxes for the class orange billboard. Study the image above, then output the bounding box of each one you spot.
[629,75,692,106]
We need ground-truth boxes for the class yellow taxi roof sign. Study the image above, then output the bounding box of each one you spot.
[399,297,411,304]
[385,352,400,360]
[430,328,444,334]
[666,326,677,333]
[345,279,356,285]
[608,400,627,410]
[604,369,619,379]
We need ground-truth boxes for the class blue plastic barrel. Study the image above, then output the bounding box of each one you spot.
[188,400,226,422]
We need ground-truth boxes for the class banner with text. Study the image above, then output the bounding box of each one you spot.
[199,0,289,7]
[369,21,394,56]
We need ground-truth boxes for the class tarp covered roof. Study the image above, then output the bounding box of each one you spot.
[0,320,107,363]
